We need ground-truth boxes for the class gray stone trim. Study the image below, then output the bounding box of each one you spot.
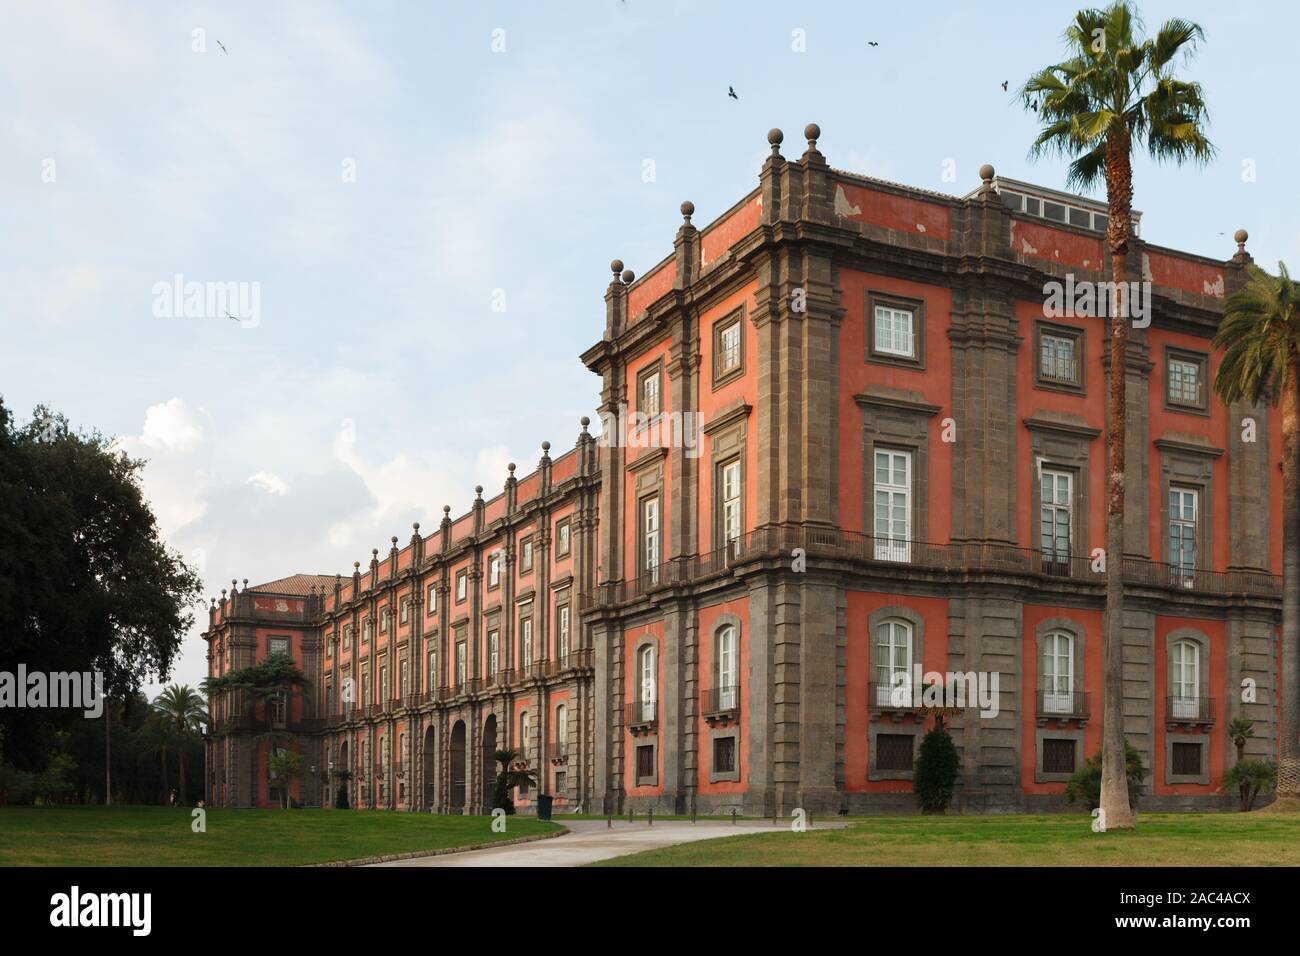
[1162,344,1211,416]
[1032,319,1086,394]
[707,726,741,783]
[865,289,926,370]
[708,612,744,691]
[1031,616,1088,724]
[1164,626,1211,717]
[1165,734,1211,786]
[633,735,659,787]
[856,391,939,545]
[866,605,926,782]
[1026,416,1098,560]
[1033,727,1085,783]
[710,305,746,389]
[867,722,924,782]
[1156,443,1216,571]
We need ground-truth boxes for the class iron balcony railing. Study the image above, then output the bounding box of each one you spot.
[1166,695,1215,723]
[868,682,922,711]
[579,527,1281,609]
[548,741,568,759]
[1036,689,1090,720]
[703,686,740,719]
[626,700,657,728]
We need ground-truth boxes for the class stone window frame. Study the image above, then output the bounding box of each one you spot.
[454,568,468,604]
[633,738,659,788]
[1163,345,1210,416]
[708,727,740,783]
[1156,440,1219,577]
[705,407,749,553]
[519,534,535,574]
[1033,319,1085,394]
[1025,416,1099,564]
[1034,728,1085,784]
[266,634,291,657]
[554,598,571,659]
[710,613,744,701]
[865,290,926,370]
[555,518,572,558]
[711,305,745,389]
[379,605,390,634]
[399,596,411,625]
[866,606,926,782]
[857,391,939,549]
[486,549,503,591]
[1032,617,1088,725]
[636,360,664,420]
[637,491,662,582]
[632,633,660,721]
[1166,737,1208,785]
[362,618,372,644]
[425,583,437,616]
[1163,629,1213,780]
[518,606,534,668]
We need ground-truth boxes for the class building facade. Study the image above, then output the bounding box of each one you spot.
[204,124,1283,814]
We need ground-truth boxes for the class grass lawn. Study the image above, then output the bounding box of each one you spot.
[592,811,1300,867]
[0,806,562,866]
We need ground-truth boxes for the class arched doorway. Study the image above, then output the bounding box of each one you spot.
[449,721,466,812]
[422,726,436,810]
[482,714,498,810]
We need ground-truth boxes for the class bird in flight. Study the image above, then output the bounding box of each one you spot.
[217,40,228,54]
[1001,80,1008,91]
[868,41,879,47]
[226,312,240,323]
[728,86,738,100]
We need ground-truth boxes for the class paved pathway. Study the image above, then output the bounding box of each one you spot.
[371,819,837,867]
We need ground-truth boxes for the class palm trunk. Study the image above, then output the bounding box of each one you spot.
[1279,363,1300,793]
[1100,131,1136,830]
[160,745,169,804]
[177,733,187,805]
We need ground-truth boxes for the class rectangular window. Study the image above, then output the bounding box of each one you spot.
[379,665,388,701]
[488,552,501,589]
[719,459,742,549]
[1169,487,1198,586]
[455,570,467,603]
[344,625,353,650]
[556,605,570,660]
[554,770,567,794]
[714,314,743,383]
[1172,741,1202,776]
[455,642,467,686]
[379,607,389,634]
[268,636,289,656]
[1042,738,1076,774]
[520,616,533,668]
[1166,351,1207,411]
[399,598,410,625]
[1040,468,1073,571]
[556,519,571,557]
[427,651,438,691]
[636,745,654,781]
[713,736,736,774]
[426,584,437,614]
[361,668,371,707]
[520,537,534,572]
[362,619,371,644]
[1068,207,1091,228]
[638,365,662,417]
[488,629,500,677]
[876,734,914,772]
[1043,201,1066,222]
[873,449,912,561]
[873,305,915,358]
[1038,328,1080,388]
[399,659,409,697]
[642,496,660,582]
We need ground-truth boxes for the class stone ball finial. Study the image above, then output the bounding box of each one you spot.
[443,504,451,515]
[541,440,551,452]
[371,548,378,557]
[804,123,820,148]
[242,578,248,589]
[611,259,624,275]
[1234,228,1249,246]
[353,561,360,570]
[474,485,483,496]
[979,163,995,183]
[413,521,420,531]
[768,127,784,148]
[680,200,694,223]
[580,415,590,432]
[508,462,516,474]
[391,536,398,545]
[622,269,635,284]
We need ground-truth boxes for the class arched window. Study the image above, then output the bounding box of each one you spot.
[1040,630,1074,713]
[874,619,913,706]
[1171,640,1201,718]
[638,645,657,721]
[717,624,738,710]
[555,704,567,746]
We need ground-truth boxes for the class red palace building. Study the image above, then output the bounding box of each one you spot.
[203,124,1283,814]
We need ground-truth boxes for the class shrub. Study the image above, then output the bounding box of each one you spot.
[1222,759,1277,812]
[333,769,351,809]
[913,727,960,813]
[1065,740,1143,811]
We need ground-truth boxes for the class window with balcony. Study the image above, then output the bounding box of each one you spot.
[361,668,370,707]
[718,458,742,552]
[520,616,533,668]
[427,651,437,691]
[873,449,912,561]
[488,629,500,678]
[1170,639,1201,719]
[1169,486,1198,586]
[637,644,657,723]
[716,623,738,711]
[455,641,466,686]
[400,659,409,697]
[1037,324,1082,390]
[641,496,661,582]
[379,664,388,701]
[1040,630,1074,714]
[1040,468,1073,573]
[874,619,913,707]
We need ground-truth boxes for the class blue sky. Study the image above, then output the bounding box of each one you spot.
[3,0,1296,695]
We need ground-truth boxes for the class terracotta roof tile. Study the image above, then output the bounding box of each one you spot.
[246,573,338,597]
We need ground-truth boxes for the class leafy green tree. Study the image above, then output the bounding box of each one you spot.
[491,748,537,815]
[1226,717,1255,763]
[0,400,202,771]
[913,727,960,814]
[1214,262,1300,795]
[1021,1,1214,831]
[1066,740,1144,811]
[1222,759,1277,811]
[268,748,305,809]
[152,685,208,804]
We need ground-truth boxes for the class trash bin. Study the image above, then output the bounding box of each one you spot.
[536,793,554,821]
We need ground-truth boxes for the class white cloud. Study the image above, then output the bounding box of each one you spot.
[246,471,289,495]
[140,397,205,453]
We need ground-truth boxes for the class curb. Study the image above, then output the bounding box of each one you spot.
[307,825,570,867]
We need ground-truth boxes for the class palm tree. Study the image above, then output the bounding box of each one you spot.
[1213,261,1300,795]
[1021,1,1214,830]
[152,684,208,805]
[491,748,538,815]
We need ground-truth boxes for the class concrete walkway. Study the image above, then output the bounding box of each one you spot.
[370,819,835,867]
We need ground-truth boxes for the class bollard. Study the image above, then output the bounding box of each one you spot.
[628,808,634,824]
[607,810,612,829]
[691,804,697,824]
[648,807,653,826]
[731,808,737,825]
[771,804,778,826]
